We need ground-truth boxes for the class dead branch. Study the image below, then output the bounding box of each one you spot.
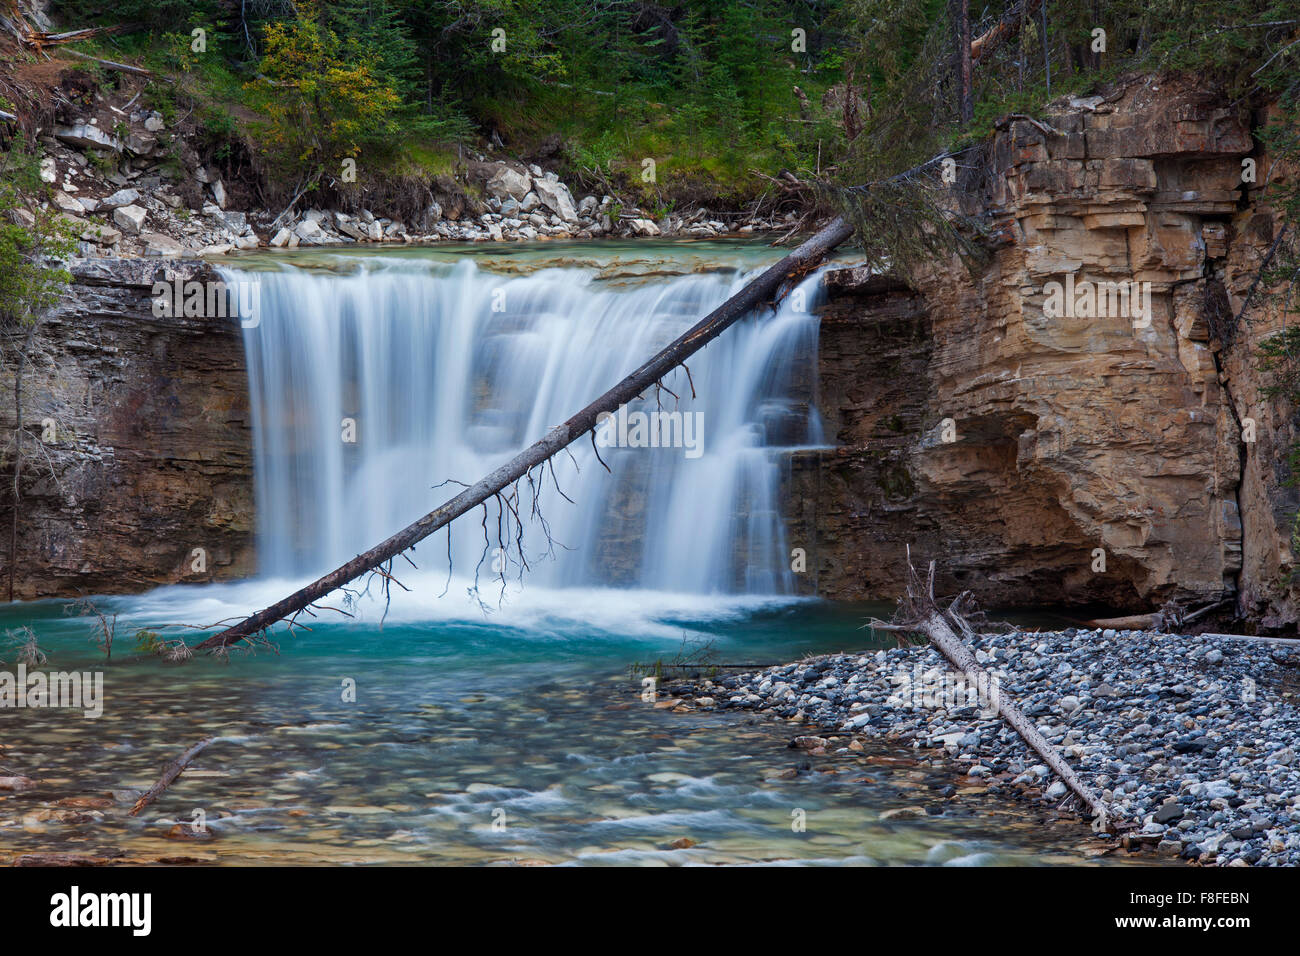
[128,736,214,816]
[62,49,157,78]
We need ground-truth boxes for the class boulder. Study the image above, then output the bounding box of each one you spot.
[55,123,122,153]
[211,180,228,210]
[294,218,324,243]
[336,219,368,241]
[125,132,157,156]
[141,232,185,257]
[532,178,579,222]
[99,188,141,210]
[52,191,83,214]
[112,204,147,235]
[62,215,119,244]
[485,165,532,202]
[627,218,660,236]
[270,227,293,247]
[90,223,124,245]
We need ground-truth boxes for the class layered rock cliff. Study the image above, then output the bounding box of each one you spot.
[796,76,1299,629]
[0,259,254,599]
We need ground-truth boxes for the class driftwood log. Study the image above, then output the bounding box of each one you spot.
[128,736,214,816]
[876,555,1117,832]
[195,217,855,650]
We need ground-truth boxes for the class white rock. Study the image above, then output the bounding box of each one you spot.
[56,123,122,153]
[112,204,147,234]
[99,188,141,209]
[52,191,82,214]
[485,166,532,201]
[39,156,57,183]
[628,218,660,236]
[233,234,260,250]
[144,112,165,132]
[211,179,227,209]
[270,227,292,247]
[532,177,578,222]
[294,218,324,242]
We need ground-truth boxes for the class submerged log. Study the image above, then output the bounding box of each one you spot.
[195,217,855,650]
[128,737,214,816]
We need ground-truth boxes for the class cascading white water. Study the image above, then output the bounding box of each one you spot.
[226,252,825,597]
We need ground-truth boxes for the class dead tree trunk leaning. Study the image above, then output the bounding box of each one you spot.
[874,556,1117,833]
[195,217,855,651]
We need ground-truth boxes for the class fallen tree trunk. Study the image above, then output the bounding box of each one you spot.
[1081,613,1161,630]
[196,217,855,651]
[64,49,156,78]
[128,737,214,816]
[878,556,1116,832]
[917,607,1114,830]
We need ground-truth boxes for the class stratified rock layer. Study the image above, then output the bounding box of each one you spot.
[797,78,1297,625]
[0,259,254,599]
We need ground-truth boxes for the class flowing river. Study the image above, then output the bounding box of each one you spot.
[0,240,1127,865]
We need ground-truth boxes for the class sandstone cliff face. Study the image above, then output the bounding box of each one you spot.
[799,77,1298,626]
[0,259,255,600]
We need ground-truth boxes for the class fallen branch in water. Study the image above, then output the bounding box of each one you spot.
[873,552,1118,833]
[128,737,214,816]
[194,217,855,651]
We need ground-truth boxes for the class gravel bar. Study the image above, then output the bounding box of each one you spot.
[664,628,1300,866]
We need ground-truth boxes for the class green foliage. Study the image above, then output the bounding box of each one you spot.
[0,135,78,327]
[244,4,404,177]
[134,630,162,653]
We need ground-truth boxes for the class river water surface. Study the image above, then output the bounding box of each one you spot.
[1,241,1132,865]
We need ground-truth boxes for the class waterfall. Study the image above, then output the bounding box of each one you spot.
[225,252,825,598]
